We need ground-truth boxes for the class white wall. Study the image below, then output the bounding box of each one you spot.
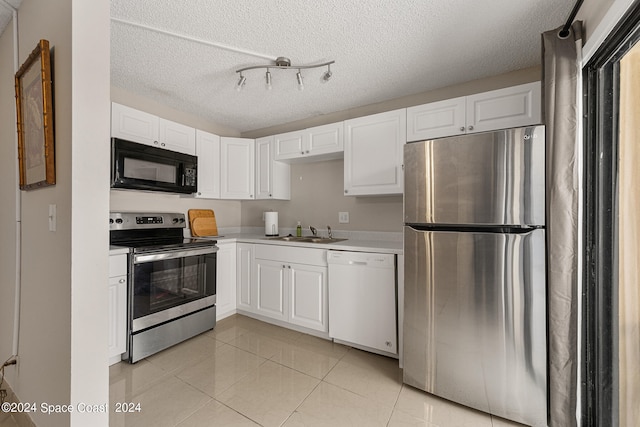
[70,0,110,425]
[0,0,110,426]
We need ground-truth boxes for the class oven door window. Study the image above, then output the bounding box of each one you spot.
[133,253,216,319]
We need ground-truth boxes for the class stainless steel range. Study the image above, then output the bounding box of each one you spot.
[109,212,218,363]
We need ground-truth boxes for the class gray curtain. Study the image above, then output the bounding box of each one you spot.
[542,21,583,427]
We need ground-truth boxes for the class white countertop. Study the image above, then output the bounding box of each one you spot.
[200,233,403,255]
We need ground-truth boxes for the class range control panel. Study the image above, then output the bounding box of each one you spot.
[136,216,164,225]
[109,212,186,230]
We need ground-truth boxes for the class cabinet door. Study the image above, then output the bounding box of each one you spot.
[254,259,288,322]
[256,136,290,200]
[236,243,255,312]
[216,242,237,320]
[108,275,127,363]
[466,81,541,134]
[158,118,196,155]
[111,102,159,146]
[289,264,327,332]
[274,130,309,161]
[255,136,274,199]
[194,130,220,199]
[307,122,344,157]
[344,109,406,196]
[406,97,466,141]
[220,137,255,199]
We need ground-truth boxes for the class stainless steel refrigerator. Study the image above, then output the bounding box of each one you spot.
[403,126,547,427]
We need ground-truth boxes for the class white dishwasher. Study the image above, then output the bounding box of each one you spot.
[327,250,397,357]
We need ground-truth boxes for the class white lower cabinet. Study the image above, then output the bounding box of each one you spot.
[108,253,127,365]
[240,244,328,334]
[215,241,237,319]
[236,243,255,312]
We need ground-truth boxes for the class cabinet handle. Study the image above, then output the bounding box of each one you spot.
[161,142,166,147]
[459,126,465,131]
[468,125,474,131]
[282,264,286,268]
[197,192,202,196]
[153,140,159,145]
[301,151,305,155]
[269,194,272,197]
[119,279,125,283]
[250,195,253,198]
[344,189,348,194]
[305,150,309,154]
[287,265,291,269]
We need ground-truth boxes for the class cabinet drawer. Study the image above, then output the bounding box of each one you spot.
[109,254,127,277]
[254,244,326,266]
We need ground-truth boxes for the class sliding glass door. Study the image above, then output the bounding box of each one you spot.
[583,3,640,426]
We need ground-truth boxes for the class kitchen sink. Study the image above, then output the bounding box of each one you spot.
[266,235,347,244]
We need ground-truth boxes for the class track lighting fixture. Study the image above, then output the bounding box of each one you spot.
[235,57,334,91]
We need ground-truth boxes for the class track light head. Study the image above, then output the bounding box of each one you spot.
[236,74,246,91]
[296,70,304,91]
[265,70,272,90]
[322,64,332,83]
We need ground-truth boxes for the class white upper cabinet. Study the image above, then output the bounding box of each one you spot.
[274,122,344,162]
[274,130,307,160]
[158,119,196,155]
[406,97,466,141]
[194,130,221,199]
[220,137,255,200]
[306,122,344,158]
[111,102,196,155]
[256,136,290,200]
[111,102,158,145]
[406,81,542,142]
[466,81,541,134]
[344,109,406,196]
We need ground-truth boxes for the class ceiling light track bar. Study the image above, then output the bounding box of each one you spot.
[110,17,276,61]
[236,60,335,74]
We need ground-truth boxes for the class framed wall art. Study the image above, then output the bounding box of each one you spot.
[15,39,55,190]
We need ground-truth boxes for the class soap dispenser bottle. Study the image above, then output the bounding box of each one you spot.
[296,221,302,237]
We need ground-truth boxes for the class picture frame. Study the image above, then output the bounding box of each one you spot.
[15,39,55,190]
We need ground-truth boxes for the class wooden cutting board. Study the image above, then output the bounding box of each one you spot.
[188,209,218,236]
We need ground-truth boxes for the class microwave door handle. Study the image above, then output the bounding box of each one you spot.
[134,246,218,264]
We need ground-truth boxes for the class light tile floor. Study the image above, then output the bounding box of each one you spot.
[107,314,529,427]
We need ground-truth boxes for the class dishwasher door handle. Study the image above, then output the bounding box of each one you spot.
[348,260,368,266]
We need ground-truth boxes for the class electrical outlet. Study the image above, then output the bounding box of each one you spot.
[338,211,349,224]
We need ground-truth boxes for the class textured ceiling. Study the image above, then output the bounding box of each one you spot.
[2,1,576,134]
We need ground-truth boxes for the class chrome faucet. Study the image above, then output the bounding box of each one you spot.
[327,225,333,239]
[309,225,318,237]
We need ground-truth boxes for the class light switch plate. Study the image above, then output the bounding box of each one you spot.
[338,211,349,224]
[48,204,56,232]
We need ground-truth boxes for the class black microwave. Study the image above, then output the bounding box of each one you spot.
[111,138,198,194]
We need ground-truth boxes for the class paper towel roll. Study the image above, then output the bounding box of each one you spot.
[264,211,279,236]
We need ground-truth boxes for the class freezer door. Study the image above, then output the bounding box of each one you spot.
[403,226,547,427]
[404,126,545,226]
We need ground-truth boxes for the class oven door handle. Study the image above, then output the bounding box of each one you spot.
[133,246,218,264]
